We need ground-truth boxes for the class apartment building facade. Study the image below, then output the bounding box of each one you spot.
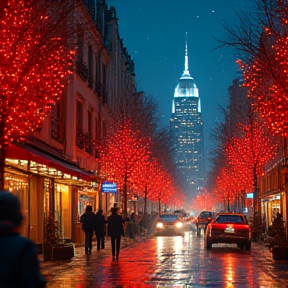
[4,0,137,248]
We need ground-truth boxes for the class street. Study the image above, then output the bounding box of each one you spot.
[41,230,288,288]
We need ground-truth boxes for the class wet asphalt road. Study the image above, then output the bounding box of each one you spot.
[41,231,288,288]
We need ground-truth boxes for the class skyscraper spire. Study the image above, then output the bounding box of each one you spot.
[170,32,205,202]
[183,32,190,77]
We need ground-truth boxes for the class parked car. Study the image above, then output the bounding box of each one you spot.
[204,212,251,250]
[196,211,216,236]
[154,214,184,236]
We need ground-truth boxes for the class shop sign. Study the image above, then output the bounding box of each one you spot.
[246,192,254,199]
[101,181,117,193]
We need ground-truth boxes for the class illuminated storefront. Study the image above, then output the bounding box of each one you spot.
[5,144,98,247]
[261,193,282,231]
[4,171,29,238]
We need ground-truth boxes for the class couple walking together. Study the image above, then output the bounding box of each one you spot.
[80,206,106,254]
[81,206,124,261]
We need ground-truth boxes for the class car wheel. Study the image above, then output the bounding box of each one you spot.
[237,243,244,250]
[206,239,212,249]
[245,241,251,251]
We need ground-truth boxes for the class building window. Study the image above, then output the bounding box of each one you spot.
[86,109,93,155]
[88,45,93,88]
[76,100,84,150]
[51,98,63,142]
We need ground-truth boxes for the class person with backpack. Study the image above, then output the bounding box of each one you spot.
[80,205,95,254]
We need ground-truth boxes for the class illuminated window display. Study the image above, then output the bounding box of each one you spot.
[4,173,29,237]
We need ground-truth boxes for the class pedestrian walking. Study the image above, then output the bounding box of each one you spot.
[94,209,106,250]
[80,205,95,254]
[108,207,124,261]
[0,191,47,288]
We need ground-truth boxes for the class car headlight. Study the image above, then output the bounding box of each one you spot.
[176,222,183,228]
[156,222,163,228]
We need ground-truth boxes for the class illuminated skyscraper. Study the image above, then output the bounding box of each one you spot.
[170,34,205,200]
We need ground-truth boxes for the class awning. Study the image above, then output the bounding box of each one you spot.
[6,144,96,182]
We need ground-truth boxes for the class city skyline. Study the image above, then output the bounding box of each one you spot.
[106,0,253,155]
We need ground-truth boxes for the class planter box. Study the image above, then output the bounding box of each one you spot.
[52,244,75,260]
[272,246,288,261]
[43,244,53,261]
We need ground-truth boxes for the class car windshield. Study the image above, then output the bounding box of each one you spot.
[160,215,178,222]
[199,212,212,219]
[214,215,246,224]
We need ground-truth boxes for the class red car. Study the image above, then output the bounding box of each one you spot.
[195,211,216,236]
[204,212,251,251]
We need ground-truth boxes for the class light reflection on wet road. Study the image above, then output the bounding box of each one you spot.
[43,231,288,287]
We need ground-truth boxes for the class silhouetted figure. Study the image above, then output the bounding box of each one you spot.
[108,207,124,261]
[94,209,106,250]
[80,205,95,254]
[0,191,46,287]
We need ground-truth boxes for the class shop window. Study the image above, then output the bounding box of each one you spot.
[78,193,94,221]
[5,173,29,237]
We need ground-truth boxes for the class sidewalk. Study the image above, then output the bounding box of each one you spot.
[39,233,152,270]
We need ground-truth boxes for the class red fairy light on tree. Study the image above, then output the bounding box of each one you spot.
[214,165,252,209]
[223,117,278,213]
[214,167,236,205]
[225,120,277,183]
[237,1,288,136]
[99,119,150,213]
[0,0,77,188]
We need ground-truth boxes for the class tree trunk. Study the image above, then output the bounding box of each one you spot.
[0,118,6,190]
[253,166,259,221]
[123,173,127,215]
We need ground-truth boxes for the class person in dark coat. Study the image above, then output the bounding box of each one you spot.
[108,207,124,261]
[80,205,95,254]
[0,191,47,288]
[94,209,106,250]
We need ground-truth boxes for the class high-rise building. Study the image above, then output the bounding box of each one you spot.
[170,34,205,201]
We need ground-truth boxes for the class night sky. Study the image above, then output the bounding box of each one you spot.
[106,0,253,153]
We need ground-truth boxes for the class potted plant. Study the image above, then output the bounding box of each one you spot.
[268,213,288,261]
[43,215,74,261]
[43,215,60,261]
